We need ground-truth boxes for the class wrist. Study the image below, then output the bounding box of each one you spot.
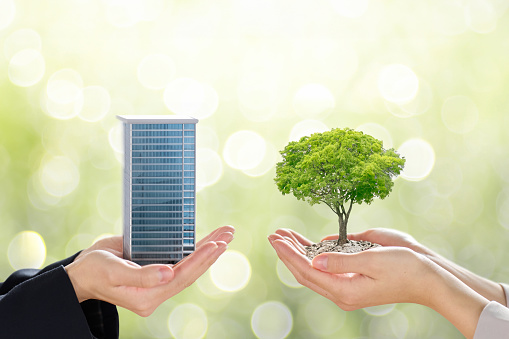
[65,261,89,303]
[425,263,489,338]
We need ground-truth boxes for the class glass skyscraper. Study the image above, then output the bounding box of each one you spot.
[117,115,198,265]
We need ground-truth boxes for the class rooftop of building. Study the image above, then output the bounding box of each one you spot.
[117,115,199,124]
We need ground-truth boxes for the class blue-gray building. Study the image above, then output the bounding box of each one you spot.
[117,115,198,265]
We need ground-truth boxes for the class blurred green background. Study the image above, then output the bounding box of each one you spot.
[1,0,509,338]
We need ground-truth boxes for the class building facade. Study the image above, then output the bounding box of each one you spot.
[117,115,198,265]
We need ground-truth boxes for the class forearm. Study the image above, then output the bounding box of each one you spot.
[424,263,489,339]
[413,245,506,305]
[0,266,94,338]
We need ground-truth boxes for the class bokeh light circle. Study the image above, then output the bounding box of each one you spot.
[398,139,435,181]
[197,125,219,151]
[108,123,123,153]
[276,260,302,288]
[8,231,46,270]
[0,0,15,30]
[196,148,223,191]
[304,295,345,335]
[42,91,83,120]
[251,301,293,339]
[47,69,83,104]
[385,80,433,118]
[368,309,409,338]
[466,0,497,34]
[363,304,396,316]
[138,0,166,21]
[329,0,369,18]
[223,130,266,170]
[292,83,335,119]
[289,119,328,142]
[4,29,41,60]
[39,156,80,197]
[378,64,419,104]
[210,250,251,292]
[497,188,509,231]
[168,303,208,339]
[163,78,218,119]
[96,184,121,223]
[137,54,176,90]
[8,49,45,87]
[77,86,111,122]
[243,141,278,177]
[105,1,143,28]
[441,95,479,134]
[429,157,463,197]
[356,123,393,149]
[433,2,467,36]
[398,181,436,216]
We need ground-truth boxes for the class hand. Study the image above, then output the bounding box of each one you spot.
[268,229,436,309]
[268,228,489,339]
[66,225,235,316]
[324,228,507,306]
[322,228,423,252]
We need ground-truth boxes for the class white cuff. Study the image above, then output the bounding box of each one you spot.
[474,301,509,338]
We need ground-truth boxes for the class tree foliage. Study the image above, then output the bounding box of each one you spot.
[275,128,405,245]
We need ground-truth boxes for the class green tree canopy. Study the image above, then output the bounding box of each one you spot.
[275,128,405,245]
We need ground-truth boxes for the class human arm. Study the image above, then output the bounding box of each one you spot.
[0,253,116,339]
[65,225,235,316]
[268,229,490,339]
[325,228,507,306]
[0,225,233,338]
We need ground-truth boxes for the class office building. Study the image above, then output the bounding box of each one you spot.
[117,115,198,265]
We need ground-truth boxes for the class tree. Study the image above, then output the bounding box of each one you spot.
[275,128,405,245]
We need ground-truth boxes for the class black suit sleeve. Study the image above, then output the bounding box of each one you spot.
[0,253,119,339]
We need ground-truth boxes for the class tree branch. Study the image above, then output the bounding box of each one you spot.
[346,199,353,218]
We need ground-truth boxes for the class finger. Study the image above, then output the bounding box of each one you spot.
[214,231,234,245]
[275,229,309,252]
[174,229,232,268]
[287,229,315,246]
[171,241,227,294]
[197,225,235,248]
[275,228,314,247]
[269,234,304,254]
[321,234,338,241]
[267,233,284,243]
[271,239,333,299]
[95,236,124,253]
[281,235,307,255]
[311,251,377,276]
[347,230,375,242]
[112,259,175,288]
[273,239,365,294]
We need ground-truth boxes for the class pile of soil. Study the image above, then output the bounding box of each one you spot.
[305,239,380,260]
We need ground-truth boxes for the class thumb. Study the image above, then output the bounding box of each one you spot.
[114,262,174,288]
[311,252,371,274]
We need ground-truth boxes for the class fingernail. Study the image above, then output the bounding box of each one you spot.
[158,267,173,283]
[312,255,328,270]
[216,241,227,252]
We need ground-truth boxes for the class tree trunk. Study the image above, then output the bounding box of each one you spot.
[337,216,348,246]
